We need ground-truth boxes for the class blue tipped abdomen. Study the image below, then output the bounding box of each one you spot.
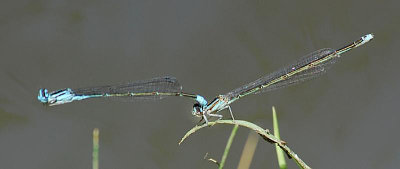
[38,88,49,103]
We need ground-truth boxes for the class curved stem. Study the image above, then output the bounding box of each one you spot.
[179,120,311,169]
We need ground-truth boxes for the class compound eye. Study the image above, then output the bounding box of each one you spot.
[193,103,200,109]
[192,103,202,115]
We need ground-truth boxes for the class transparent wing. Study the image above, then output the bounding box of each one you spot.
[225,48,339,100]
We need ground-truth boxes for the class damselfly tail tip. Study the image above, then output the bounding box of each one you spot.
[357,33,374,47]
[37,88,49,103]
[363,33,374,41]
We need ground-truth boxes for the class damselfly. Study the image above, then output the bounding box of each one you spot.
[38,76,200,106]
[191,34,374,123]
[38,34,373,123]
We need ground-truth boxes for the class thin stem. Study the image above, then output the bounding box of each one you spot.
[219,124,239,169]
[273,106,287,169]
[93,128,99,169]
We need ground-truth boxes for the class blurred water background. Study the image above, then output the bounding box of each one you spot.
[0,0,399,168]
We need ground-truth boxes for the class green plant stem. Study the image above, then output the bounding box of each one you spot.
[219,124,239,169]
[273,106,287,169]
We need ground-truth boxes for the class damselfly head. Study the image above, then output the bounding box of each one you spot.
[192,103,203,117]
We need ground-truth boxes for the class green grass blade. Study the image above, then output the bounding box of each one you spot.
[273,106,287,169]
[219,124,239,169]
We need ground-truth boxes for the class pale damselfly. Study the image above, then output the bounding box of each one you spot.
[191,33,374,123]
